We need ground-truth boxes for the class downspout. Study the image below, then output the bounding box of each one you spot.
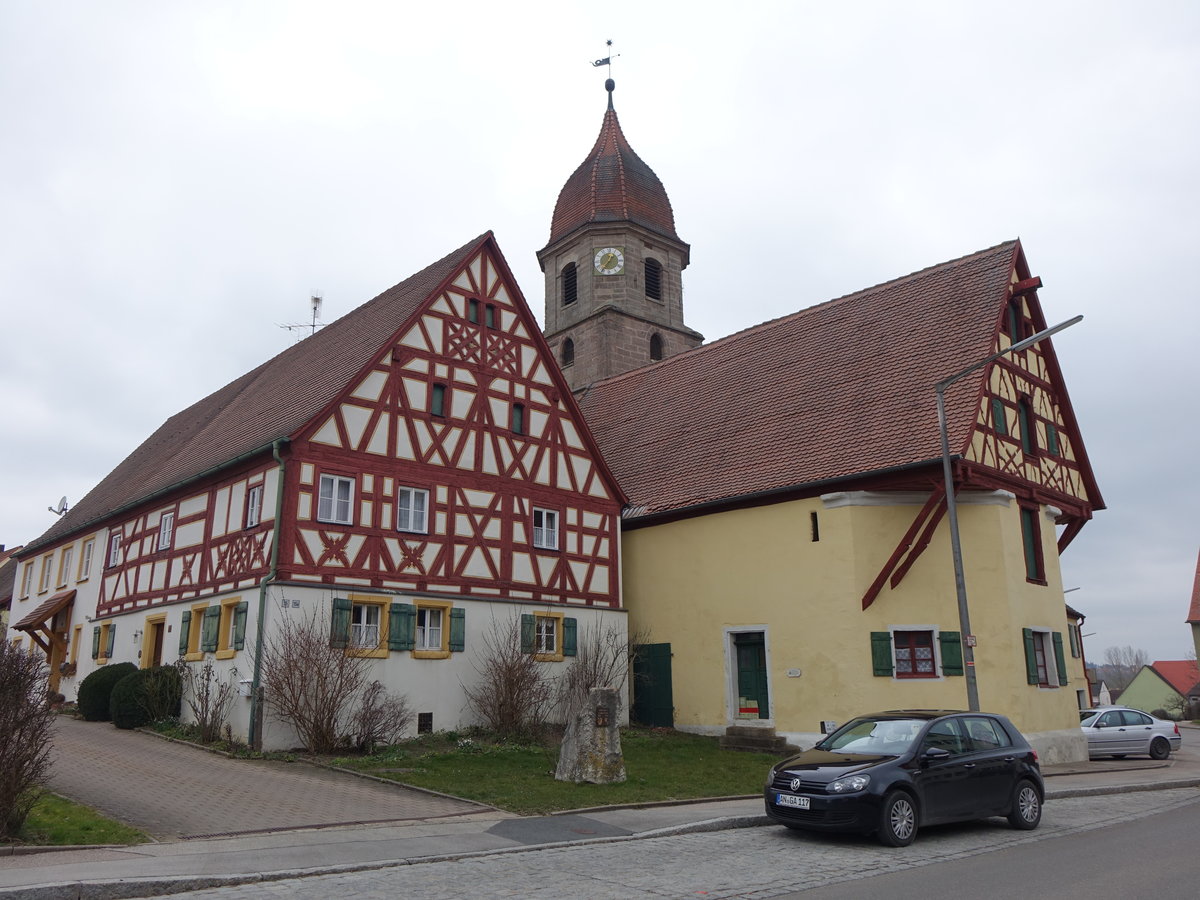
[248,438,287,750]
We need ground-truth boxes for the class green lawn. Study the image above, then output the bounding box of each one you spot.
[13,792,147,846]
[331,728,779,815]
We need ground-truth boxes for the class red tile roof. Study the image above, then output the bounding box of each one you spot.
[546,104,681,247]
[578,240,1066,519]
[23,234,494,554]
[1149,659,1200,696]
[1186,548,1200,623]
[13,589,75,631]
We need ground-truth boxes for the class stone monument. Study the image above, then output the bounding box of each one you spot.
[555,686,626,784]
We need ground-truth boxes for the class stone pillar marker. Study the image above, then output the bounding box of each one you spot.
[555,686,626,784]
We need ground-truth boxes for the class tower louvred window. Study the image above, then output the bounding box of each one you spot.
[562,263,577,305]
[645,258,662,300]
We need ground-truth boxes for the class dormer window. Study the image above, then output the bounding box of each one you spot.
[645,258,662,301]
[562,263,577,305]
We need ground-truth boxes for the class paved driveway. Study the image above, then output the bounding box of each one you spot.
[48,717,487,840]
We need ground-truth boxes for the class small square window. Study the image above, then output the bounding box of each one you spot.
[397,487,429,534]
[532,508,558,550]
[893,631,937,678]
[351,603,381,650]
[246,485,264,528]
[318,474,355,524]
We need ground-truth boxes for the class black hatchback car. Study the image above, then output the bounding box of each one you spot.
[764,710,1043,846]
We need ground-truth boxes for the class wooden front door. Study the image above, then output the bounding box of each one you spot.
[632,642,674,727]
[734,632,770,720]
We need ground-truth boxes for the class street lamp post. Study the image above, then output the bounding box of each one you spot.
[935,315,1083,711]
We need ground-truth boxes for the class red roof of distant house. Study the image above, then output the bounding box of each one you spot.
[546,102,681,248]
[22,234,493,554]
[579,239,1103,520]
[1186,548,1200,623]
[1149,660,1200,696]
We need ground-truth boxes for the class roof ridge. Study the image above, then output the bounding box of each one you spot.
[588,239,1020,391]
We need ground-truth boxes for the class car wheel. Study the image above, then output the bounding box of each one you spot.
[877,791,918,847]
[1007,779,1041,830]
[1149,737,1171,760]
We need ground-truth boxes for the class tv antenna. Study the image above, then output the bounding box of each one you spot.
[48,496,69,517]
[278,293,326,340]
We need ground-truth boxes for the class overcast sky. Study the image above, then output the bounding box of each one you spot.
[3,1,1197,662]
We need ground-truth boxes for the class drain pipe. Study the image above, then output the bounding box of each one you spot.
[248,438,287,751]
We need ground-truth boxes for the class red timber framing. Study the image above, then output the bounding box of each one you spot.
[282,239,623,607]
[96,461,276,616]
[861,485,947,610]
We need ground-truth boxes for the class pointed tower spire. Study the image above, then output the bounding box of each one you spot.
[538,76,703,392]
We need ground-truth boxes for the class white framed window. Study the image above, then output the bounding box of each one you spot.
[39,555,53,592]
[416,606,443,650]
[246,485,263,528]
[532,507,558,550]
[397,487,430,534]
[79,539,94,580]
[318,474,355,524]
[57,546,74,587]
[20,562,34,597]
[107,532,122,568]
[535,615,557,655]
[158,512,175,550]
[350,602,381,649]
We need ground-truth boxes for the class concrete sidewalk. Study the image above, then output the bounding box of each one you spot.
[4,733,1200,900]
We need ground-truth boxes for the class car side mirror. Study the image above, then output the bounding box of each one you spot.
[921,746,951,765]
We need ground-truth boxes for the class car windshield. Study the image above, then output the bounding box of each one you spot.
[819,717,925,754]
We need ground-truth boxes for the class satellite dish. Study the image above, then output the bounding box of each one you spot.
[47,496,69,516]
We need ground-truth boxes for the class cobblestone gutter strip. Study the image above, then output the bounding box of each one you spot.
[1046,776,1200,800]
[0,816,772,900]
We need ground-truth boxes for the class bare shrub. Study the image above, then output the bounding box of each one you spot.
[556,620,639,720]
[1100,645,1149,690]
[0,642,55,838]
[350,680,414,753]
[258,604,369,753]
[463,614,553,740]
[176,659,237,744]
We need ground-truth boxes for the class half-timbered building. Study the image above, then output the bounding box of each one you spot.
[7,233,625,747]
[547,82,1104,762]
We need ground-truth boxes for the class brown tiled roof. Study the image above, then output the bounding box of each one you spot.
[546,103,680,247]
[1186,549,1200,623]
[14,589,75,630]
[578,240,1036,518]
[23,234,493,554]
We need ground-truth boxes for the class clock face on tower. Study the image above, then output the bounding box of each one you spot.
[593,246,625,276]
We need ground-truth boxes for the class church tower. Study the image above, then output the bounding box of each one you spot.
[538,79,703,393]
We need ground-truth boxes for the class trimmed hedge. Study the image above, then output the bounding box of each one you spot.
[77,662,137,721]
[110,666,182,730]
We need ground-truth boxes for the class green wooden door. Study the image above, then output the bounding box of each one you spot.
[734,632,769,719]
[632,642,674,727]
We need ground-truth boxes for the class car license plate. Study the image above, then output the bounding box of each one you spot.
[776,793,810,810]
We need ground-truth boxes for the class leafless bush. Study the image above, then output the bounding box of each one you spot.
[0,642,55,838]
[556,621,640,720]
[463,614,553,740]
[258,605,369,753]
[175,659,237,744]
[350,680,414,753]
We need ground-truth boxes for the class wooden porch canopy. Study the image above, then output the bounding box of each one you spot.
[14,589,75,654]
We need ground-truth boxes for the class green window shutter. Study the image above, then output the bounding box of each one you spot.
[233,601,249,650]
[330,597,352,649]
[1023,628,1039,685]
[1046,423,1059,455]
[939,631,964,676]
[178,610,192,655]
[991,397,1007,435]
[1021,508,1039,580]
[91,625,101,659]
[105,624,116,658]
[563,617,578,657]
[870,632,894,677]
[1052,632,1069,686]
[388,603,415,651]
[449,608,466,652]
[520,614,535,653]
[201,606,220,652]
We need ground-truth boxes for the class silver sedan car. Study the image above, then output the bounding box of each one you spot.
[1079,707,1182,760]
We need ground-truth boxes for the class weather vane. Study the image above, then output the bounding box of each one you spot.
[592,39,618,77]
